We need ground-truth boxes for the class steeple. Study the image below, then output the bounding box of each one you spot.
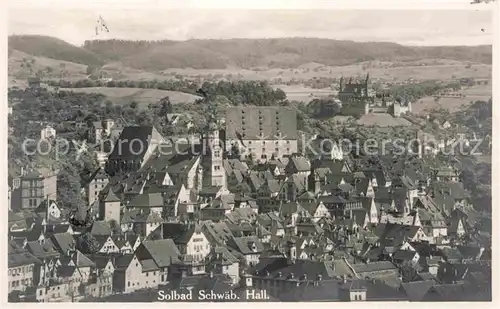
[365,73,370,97]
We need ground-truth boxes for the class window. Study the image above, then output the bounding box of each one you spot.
[39,290,43,296]
[146,272,149,277]
[214,165,220,171]
[128,281,130,287]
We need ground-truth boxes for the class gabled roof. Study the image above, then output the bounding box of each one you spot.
[109,126,163,160]
[351,261,397,274]
[90,221,112,236]
[140,239,181,268]
[225,106,298,140]
[8,250,42,268]
[50,233,76,255]
[400,280,435,301]
[128,191,165,208]
[161,223,202,244]
[26,239,60,260]
[103,188,120,202]
[228,236,265,255]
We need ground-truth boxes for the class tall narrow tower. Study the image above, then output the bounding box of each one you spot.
[201,104,226,188]
[365,72,370,97]
[202,124,226,188]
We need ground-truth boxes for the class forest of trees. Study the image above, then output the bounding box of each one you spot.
[46,79,288,107]
[390,81,461,102]
[10,36,492,72]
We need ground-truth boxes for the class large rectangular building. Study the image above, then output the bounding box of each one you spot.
[20,168,58,209]
[225,107,298,162]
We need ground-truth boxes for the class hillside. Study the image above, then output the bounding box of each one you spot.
[9,35,492,71]
[84,38,492,70]
[9,35,104,67]
[60,87,202,106]
[8,49,88,80]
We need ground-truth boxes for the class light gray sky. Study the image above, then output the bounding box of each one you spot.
[8,8,493,46]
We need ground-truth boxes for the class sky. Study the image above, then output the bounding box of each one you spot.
[8,8,493,46]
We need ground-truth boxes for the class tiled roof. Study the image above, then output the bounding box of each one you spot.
[109,126,163,160]
[26,239,60,259]
[8,251,41,268]
[140,259,159,272]
[161,223,201,244]
[140,239,181,268]
[351,261,397,274]
[50,233,76,255]
[225,106,298,140]
[228,236,265,255]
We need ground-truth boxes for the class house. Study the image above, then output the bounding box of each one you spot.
[8,242,41,293]
[448,208,468,237]
[159,223,211,275]
[105,126,166,176]
[226,236,264,267]
[94,235,120,254]
[27,77,41,89]
[86,256,114,299]
[25,239,60,286]
[248,257,357,298]
[35,199,62,219]
[113,254,160,294]
[87,168,109,206]
[441,120,452,129]
[392,250,420,265]
[351,261,399,280]
[135,239,181,285]
[206,246,240,285]
[41,125,56,140]
[19,168,58,209]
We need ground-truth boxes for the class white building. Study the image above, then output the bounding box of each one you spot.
[225,107,298,163]
[41,125,56,140]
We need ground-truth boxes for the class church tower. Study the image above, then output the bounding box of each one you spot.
[364,73,370,97]
[201,104,226,188]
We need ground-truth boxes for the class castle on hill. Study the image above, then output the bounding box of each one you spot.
[337,73,412,118]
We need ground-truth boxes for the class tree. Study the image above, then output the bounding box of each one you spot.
[59,63,67,82]
[78,233,101,253]
[86,65,95,76]
[109,219,121,235]
[399,260,419,282]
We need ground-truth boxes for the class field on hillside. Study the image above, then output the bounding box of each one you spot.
[151,60,491,83]
[356,114,413,127]
[60,87,201,107]
[8,49,88,80]
[274,85,336,103]
[411,84,492,115]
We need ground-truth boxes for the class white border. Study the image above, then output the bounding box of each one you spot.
[1,0,498,308]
